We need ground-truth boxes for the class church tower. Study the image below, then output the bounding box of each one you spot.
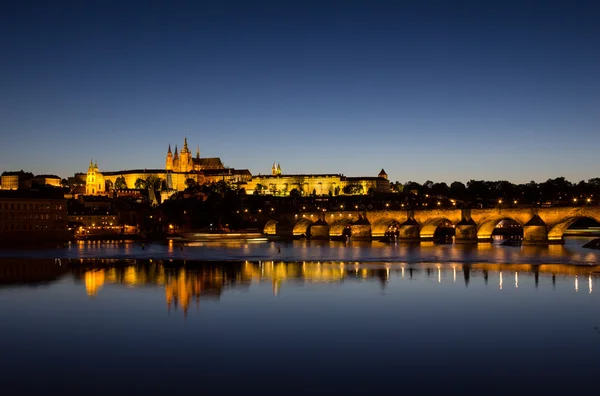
[272,162,277,176]
[166,144,173,171]
[86,160,105,195]
[173,145,179,171]
[180,137,192,172]
[277,162,282,175]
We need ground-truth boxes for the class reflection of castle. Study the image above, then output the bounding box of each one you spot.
[74,260,600,314]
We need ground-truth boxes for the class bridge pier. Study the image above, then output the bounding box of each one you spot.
[351,216,372,240]
[310,219,330,239]
[399,219,420,242]
[454,219,478,244]
[522,215,551,245]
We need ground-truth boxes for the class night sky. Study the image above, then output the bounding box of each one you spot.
[1,0,599,183]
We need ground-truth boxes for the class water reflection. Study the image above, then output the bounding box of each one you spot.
[52,259,600,315]
[3,238,600,266]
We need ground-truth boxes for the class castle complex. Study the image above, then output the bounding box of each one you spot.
[245,164,390,196]
[83,138,390,197]
[84,138,251,196]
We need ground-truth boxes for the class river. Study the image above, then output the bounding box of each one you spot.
[0,237,599,394]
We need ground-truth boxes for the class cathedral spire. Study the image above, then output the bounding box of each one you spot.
[196,145,200,159]
[183,137,189,152]
[168,144,172,154]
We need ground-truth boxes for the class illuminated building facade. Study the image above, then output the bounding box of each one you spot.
[245,165,390,196]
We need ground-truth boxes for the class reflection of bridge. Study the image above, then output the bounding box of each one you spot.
[263,207,600,244]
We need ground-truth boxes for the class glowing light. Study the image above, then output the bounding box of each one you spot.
[453,266,456,282]
[575,276,579,292]
[500,271,503,290]
[589,275,593,294]
[515,272,518,289]
[498,199,503,204]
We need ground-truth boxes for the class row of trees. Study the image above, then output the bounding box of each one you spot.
[105,175,166,191]
[403,177,600,204]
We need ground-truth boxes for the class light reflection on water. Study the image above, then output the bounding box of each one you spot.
[0,237,599,265]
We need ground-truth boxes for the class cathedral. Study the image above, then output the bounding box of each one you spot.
[166,137,225,172]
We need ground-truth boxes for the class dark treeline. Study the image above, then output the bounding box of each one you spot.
[401,177,600,207]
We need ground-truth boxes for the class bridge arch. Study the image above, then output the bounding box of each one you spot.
[263,220,278,235]
[329,218,354,237]
[293,218,313,237]
[477,217,524,240]
[547,215,600,241]
[372,219,401,238]
[419,218,453,240]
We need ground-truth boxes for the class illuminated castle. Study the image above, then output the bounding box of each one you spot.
[83,138,252,195]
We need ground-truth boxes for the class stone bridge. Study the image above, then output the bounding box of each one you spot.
[262,207,600,244]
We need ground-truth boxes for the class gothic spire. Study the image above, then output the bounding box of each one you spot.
[168,144,172,154]
[196,145,200,158]
[183,137,189,152]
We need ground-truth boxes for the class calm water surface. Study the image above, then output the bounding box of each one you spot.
[1,238,599,394]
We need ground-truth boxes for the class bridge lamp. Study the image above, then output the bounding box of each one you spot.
[587,198,591,203]
[258,209,262,213]
[271,208,274,211]
[573,198,578,203]
[355,205,358,209]
[386,203,389,208]
[498,199,502,204]
[437,201,441,206]
[513,200,517,204]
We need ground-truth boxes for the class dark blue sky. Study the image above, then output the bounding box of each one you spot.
[1,0,599,183]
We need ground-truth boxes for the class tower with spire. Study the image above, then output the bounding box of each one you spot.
[272,162,277,176]
[178,137,192,172]
[166,144,173,171]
